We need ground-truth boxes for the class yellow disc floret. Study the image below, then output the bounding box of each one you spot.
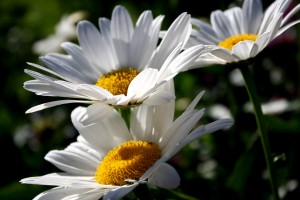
[95,67,140,95]
[95,140,161,186]
[218,34,258,50]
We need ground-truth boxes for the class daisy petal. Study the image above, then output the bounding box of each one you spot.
[169,44,205,73]
[129,11,155,68]
[77,103,115,125]
[232,41,258,60]
[20,173,95,188]
[181,118,234,149]
[211,10,235,38]
[25,100,92,114]
[31,186,103,200]
[127,68,158,98]
[148,163,180,189]
[71,106,131,152]
[184,90,205,114]
[142,89,175,105]
[77,21,107,73]
[242,0,263,33]
[150,12,191,68]
[210,48,235,63]
[104,184,138,200]
[61,42,100,81]
[45,145,99,176]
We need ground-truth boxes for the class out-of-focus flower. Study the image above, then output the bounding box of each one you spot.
[229,68,244,86]
[185,0,300,68]
[207,104,232,120]
[278,179,298,199]
[20,91,233,200]
[244,98,300,114]
[33,11,87,55]
[24,5,206,125]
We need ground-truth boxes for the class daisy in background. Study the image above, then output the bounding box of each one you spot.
[185,0,300,68]
[183,1,300,199]
[32,11,87,55]
[24,5,206,124]
[20,91,233,200]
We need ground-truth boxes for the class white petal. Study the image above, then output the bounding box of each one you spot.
[25,100,92,114]
[24,80,81,98]
[276,19,300,38]
[242,0,263,33]
[97,17,120,71]
[20,173,97,188]
[77,21,108,73]
[211,10,235,38]
[189,52,228,69]
[130,104,157,142]
[131,96,175,143]
[148,163,180,189]
[136,15,164,68]
[169,45,205,73]
[75,84,114,101]
[31,186,103,200]
[103,184,138,200]
[111,5,133,44]
[183,90,205,114]
[150,12,191,68]
[26,62,65,81]
[180,118,234,149]
[155,43,182,81]
[61,42,100,81]
[190,18,219,44]
[224,7,243,34]
[77,103,115,126]
[66,140,103,162]
[71,106,131,152]
[111,6,133,66]
[265,14,283,43]
[127,68,158,99]
[24,69,91,99]
[142,89,175,105]
[232,41,258,60]
[281,4,300,26]
[41,54,92,84]
[129,11,157,68]
[210,48,236,63]
[255,31,271,51]
[258,0,282,34]
[45,146,99,176]
[162,109,205,157]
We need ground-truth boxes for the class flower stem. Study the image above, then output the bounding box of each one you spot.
[239,65,279,200]
[118,107,131,128]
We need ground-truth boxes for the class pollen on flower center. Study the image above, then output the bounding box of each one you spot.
[218,34,258,50]
[95,67,140,95]
[95,140,161,186]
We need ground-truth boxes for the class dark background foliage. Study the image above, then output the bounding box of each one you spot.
[0,0,299,199]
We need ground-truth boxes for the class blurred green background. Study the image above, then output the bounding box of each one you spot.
[0,0,300,199]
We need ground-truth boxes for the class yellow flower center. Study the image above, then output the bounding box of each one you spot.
[95,140,161,186]
[95,68,140,95]
[218,34,258,50]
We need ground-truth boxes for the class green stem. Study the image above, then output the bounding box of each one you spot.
[118,107,131,128]
[239,65,279,200]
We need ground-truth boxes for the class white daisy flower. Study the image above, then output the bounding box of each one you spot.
[32,11,87,55]
[20,91,233,200]
[185,0,300,68]
[24,5,205,124]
